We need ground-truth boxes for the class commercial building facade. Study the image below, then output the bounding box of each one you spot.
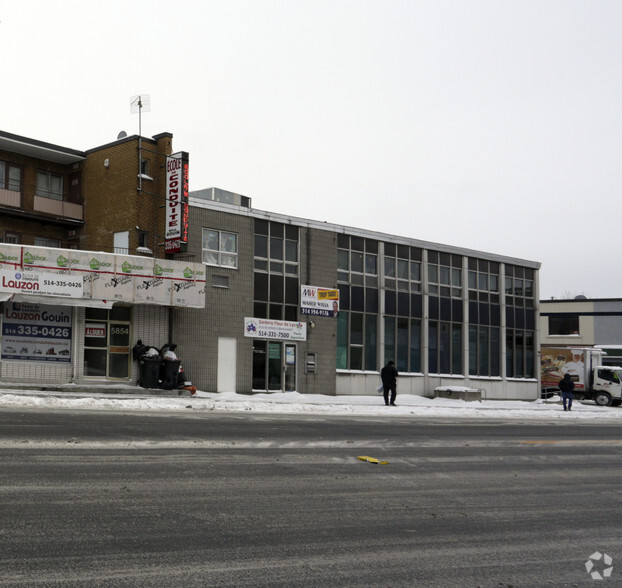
[0,129,541,398]
[169,189,541,400]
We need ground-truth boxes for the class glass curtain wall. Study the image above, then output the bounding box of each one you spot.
[383,244,422,373]
[253,219,299,321]
[505,265,536,378]
[427,251,463,374]
[467,259,501,377]
[336,235,378,370]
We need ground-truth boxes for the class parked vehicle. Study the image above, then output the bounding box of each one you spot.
[541,346,622,407]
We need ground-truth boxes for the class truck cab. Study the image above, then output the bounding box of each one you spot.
[590,366,622,407]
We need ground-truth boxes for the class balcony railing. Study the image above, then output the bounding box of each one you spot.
[34,195,83,220]
[0,188,21,208]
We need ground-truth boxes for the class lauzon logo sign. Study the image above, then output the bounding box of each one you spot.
[1,272,39,291]
[165,152,189,254]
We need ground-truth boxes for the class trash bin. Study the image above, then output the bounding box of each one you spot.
[160,360,181,390]
[139,356,161,388]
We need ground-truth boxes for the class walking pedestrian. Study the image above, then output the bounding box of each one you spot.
[381,360,399,406]
[558,372,574,411]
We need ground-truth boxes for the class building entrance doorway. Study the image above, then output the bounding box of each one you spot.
[84,306,131,379]
[252,341,297,392]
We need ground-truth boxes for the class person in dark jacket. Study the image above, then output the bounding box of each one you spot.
[558,372,575,411]
[381,360,399,406]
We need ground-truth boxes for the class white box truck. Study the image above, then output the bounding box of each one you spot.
[540,347,622,407]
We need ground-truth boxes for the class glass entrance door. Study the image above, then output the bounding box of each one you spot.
[84,306,131,379]
[252,341,297,392]
[284,343,296,392]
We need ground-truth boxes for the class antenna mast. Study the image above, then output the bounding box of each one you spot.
[130,94,151,192]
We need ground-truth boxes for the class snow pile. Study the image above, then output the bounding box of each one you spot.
[0,387,621,421]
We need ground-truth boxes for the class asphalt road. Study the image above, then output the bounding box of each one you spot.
[1,408,621,587]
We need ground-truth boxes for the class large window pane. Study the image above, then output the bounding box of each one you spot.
[469,326,478,375]
[439,322,450,373]
[270,237,283,260]
[336,313,348,369]
[351,252,363,273]
[429,321,438,373]
[365,314,377,371]
[491,327,500,376]
[350,347,363,370]
[397,318,409,373]
[478,327,489,376]
[338,250,349,271]
[452,324,462,374]
[410,319,421,372]
[350,313,363,346]
[384,317,395,365]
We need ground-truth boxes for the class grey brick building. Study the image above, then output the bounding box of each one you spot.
[172,188,541,400]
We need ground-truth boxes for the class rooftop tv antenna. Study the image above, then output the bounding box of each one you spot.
[130,94,151,192]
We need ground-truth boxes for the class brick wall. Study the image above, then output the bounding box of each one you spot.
[82,134,172,256]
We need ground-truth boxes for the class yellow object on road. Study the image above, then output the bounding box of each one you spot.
[357,456,388,465]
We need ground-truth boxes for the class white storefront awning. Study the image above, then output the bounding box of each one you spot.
[10,295,115,309]
[0,244,206,309]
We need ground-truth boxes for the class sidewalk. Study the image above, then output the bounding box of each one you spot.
[1,383,621,421]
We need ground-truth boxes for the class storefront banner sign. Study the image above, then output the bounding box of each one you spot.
[0,269,83,298]
[1,302,72,362]
[244,317,307,341]
[135,260,174,305]
[94,255,152,303]
[0,245,21,270]
[0,244,205,308]
[300,285,340,317]
[168,262,206,308]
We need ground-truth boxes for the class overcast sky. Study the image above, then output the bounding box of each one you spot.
[1,1,620,299]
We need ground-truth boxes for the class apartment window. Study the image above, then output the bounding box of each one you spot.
[0,162,21,192]
[203,228,238,268]
[113,231,129,255]
[548,315,579,336]
[37,171,63,200]
[34,237,61,248]
[3,231,20,244]
[212,275,229,288]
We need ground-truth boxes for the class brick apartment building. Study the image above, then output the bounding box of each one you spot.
[0,129,175,256]
[0,129,202,386]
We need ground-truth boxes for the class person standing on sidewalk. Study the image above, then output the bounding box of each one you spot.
[381,360,399,406]
[558,373,574,411]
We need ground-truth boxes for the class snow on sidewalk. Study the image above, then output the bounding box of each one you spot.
[0,387,621,421]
